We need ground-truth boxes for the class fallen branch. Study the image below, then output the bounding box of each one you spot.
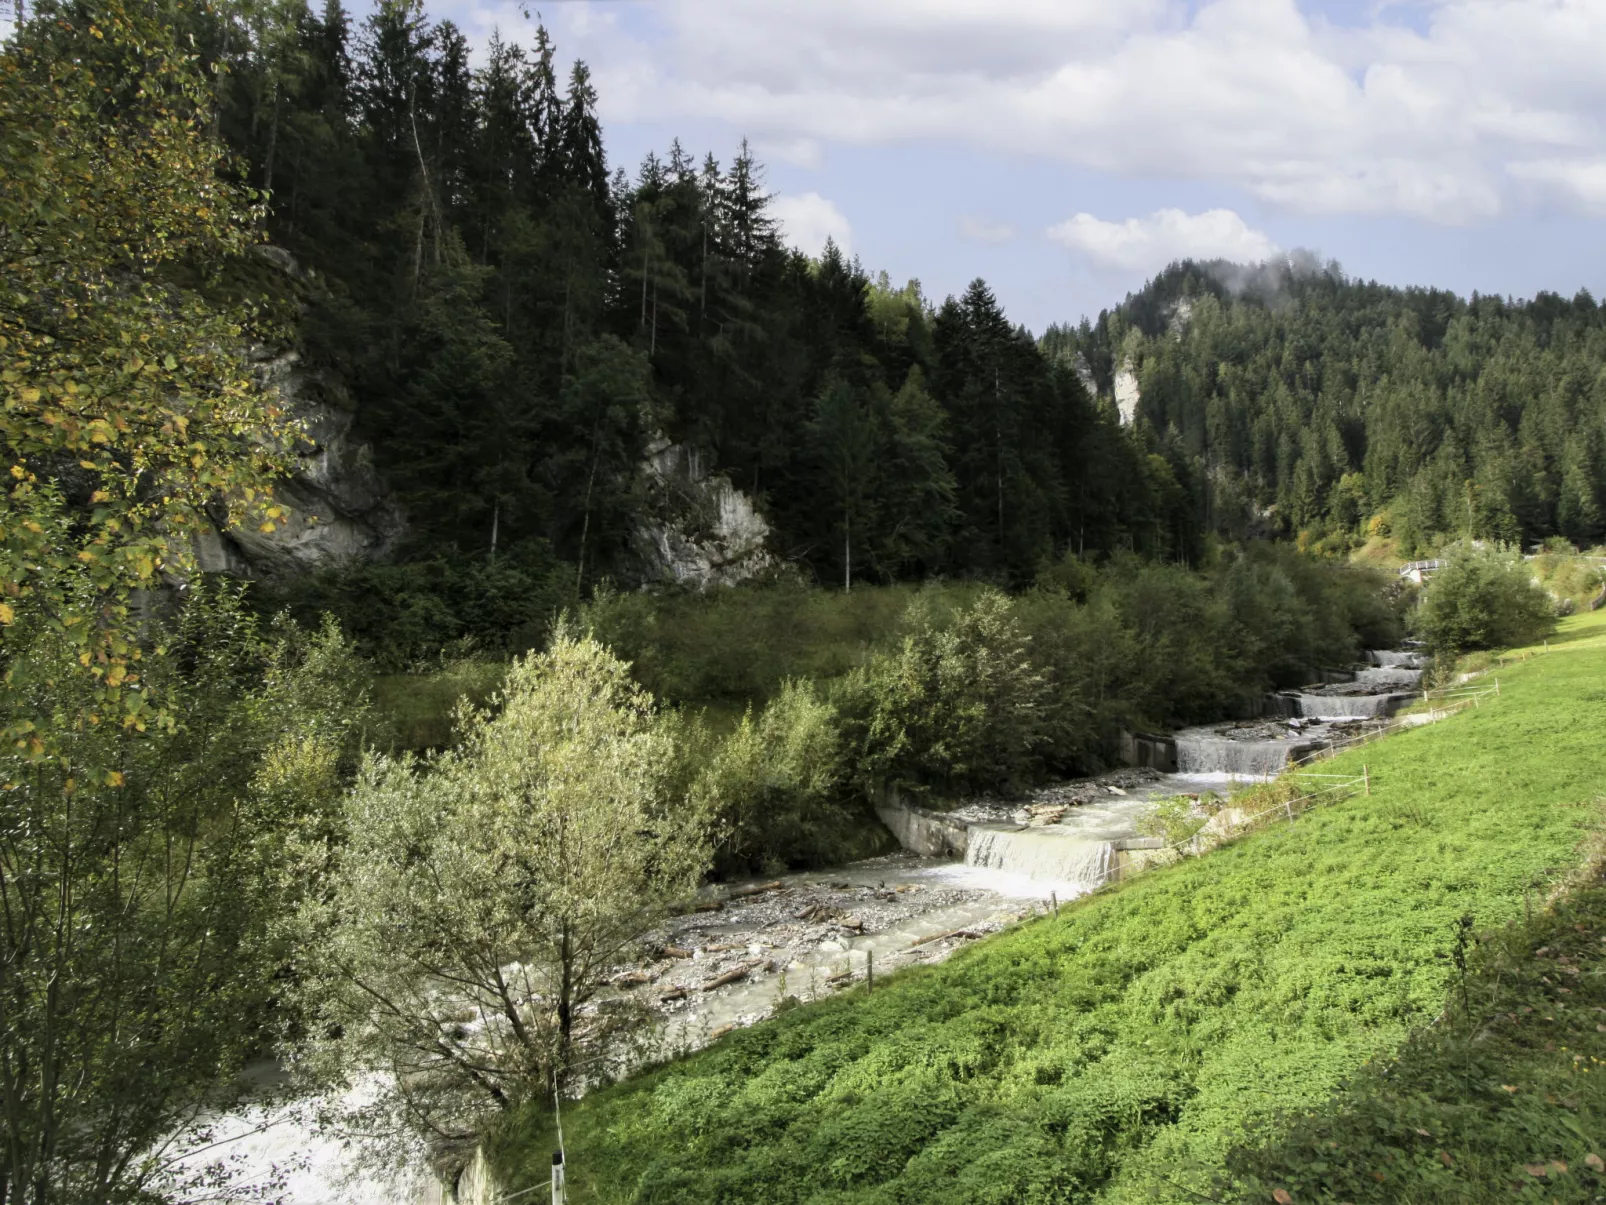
[660,945,693,960]
[727,880,784,900]
[701,960,763,991]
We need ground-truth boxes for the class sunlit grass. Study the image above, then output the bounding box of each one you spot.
[489,610,1606,1203]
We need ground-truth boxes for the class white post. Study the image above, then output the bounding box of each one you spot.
[552,1152,566,1204]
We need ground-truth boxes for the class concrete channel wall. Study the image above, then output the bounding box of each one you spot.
[874,785,971,858]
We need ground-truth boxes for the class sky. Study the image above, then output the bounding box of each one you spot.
[417,0,1605,334]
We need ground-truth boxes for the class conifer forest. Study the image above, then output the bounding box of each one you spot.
[3,3,1606,1203]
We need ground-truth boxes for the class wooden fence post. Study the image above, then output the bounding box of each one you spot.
[866,950,873,995]
[1363,764,1371,796]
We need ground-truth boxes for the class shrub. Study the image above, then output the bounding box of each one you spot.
[697,680,863,874]
[842,589,1049,794]
[261,542,572,670]
[1414,543,1558,653]
[1136,795,1207,846]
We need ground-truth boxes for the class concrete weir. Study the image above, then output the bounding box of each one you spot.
[964,826,1114,891]
[1368,647,1428,669]
[1172,723,1327,778]
[875,791,970,858]
[1267,685,1414,720]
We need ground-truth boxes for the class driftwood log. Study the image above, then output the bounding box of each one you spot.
[727,880,785,900]
[700,960,764,991]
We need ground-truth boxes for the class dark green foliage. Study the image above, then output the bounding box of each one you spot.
[0,581,369,1203]
[261,542,572,670]
[696,680,887,875]
[586,555,1398,801]
[1046,260,1606,554]
[86,0,1207,627]
[837,589,1050,794]
[1414,542,1558,653]
[486,613,1606,1202]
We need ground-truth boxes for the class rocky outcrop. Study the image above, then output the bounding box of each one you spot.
[196,348,404,579]
[1113,359,1141,426]
[632,436,773,589]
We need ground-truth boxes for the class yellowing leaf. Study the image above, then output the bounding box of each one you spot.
[0,603,13,625]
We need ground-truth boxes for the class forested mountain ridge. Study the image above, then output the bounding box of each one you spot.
[177,0,1194,608]
[1043,258,1606,556]
[27,0,1601,663]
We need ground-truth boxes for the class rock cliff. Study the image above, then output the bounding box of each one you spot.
[195,346,405,579]
[631,436,774,589]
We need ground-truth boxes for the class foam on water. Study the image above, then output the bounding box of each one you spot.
[1355,665,1423,688]
[1173,726,1322,778]
[1282,691,1414,719]
[964,826,1113,892]
[169,1073,427,1205]
[1368,648,1427,669]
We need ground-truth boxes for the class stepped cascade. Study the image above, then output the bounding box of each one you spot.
[1270,683,1415,720]
[1355,665,1424,688]
[964,826,1115,891]
[1173,722,1328,778]
[1368,648,1428,669]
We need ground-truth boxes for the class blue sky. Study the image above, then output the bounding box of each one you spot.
[418,0,1606,334]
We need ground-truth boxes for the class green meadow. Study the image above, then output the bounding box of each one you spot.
[492,610,1606,1203]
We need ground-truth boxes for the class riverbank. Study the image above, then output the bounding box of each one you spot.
[489,610,1606,1203]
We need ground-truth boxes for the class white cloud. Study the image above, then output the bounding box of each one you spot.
[1508,157,1606,213]
[770,193,853,258]
[1048,208,1278,273]
[959,216,1016,243]
[557,0,1606,225]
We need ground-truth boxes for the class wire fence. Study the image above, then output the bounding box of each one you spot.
[1062,659,1516,904]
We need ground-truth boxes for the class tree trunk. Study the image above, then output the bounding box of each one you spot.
[844,510,851,593]
[575,428,602,597]
[489,502,499,562]
[262,81,281,196]
[557,923,574,1068]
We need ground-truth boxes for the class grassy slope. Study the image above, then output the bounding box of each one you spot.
[492,611,1606,1204]
[1224,861,1606,1202]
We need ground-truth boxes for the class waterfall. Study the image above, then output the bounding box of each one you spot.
[1173,726,1324,778]
[1368,649,1427,669]
[964,826,1113,890]
[1355,665,1423,688]
[1283,690,1413,720]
